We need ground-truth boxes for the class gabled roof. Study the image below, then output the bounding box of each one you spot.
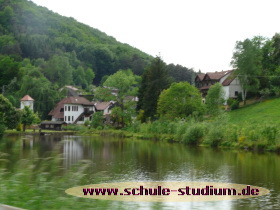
[206,70,233,80]
[49,96,94,118]
[196,73,205,81]
[94,101,112,111]
[222,77,235,86]
[62,96,94,105]
[20,95,34,101]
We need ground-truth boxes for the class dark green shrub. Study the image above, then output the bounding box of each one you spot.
[91,112,104,129]
[205,127,224,147]
[182,124,204,145]
[227,98,239,110]
[0,123,5,138]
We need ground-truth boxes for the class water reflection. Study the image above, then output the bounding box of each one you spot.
[0,135,279,209]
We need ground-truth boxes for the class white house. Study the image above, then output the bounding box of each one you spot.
[195,70,242,101]
[20,95,34,110]
[49,96,95,124]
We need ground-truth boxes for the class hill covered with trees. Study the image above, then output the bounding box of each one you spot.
[0,0,195,118]
[0,0,152,84]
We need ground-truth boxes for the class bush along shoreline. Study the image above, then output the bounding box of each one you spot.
[73,113,280,153]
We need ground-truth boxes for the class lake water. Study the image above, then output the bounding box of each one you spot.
[1,134,279,209]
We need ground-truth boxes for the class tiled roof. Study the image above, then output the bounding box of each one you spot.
[196,73,205,81]
[62,96,94,105]
[222,77,235,86]
[49,97,94,118]
[94,102,112,111]
[206,70,233,80]
[20,95,34,101]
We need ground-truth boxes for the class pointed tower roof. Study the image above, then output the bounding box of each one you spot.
[20,95,34,101]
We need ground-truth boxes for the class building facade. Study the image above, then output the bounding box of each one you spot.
[195,70,242,101]
[49,96,95,124]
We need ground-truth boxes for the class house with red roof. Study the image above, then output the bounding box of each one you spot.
[195,70,242,101]
[49,96,96,124]
[94,101,114,115]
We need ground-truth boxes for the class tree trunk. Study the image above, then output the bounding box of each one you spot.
[23,124,26,132]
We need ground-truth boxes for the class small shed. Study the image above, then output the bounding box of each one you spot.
[40,121,67,131]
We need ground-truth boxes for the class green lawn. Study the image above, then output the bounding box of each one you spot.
[228,97,280,125]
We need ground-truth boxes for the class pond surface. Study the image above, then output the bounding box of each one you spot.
[1,134,280,209]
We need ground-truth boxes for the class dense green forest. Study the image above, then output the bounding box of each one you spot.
[0,0,195,118]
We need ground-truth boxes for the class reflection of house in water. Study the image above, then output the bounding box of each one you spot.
[63,138,85,169]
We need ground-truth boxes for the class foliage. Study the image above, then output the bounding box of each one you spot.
[227,98,239,110]
[0,94,20,129]
[137,56,172,121]
[204,126,224,147]
[21,106,39,131]
[0,122,5,138]
[90,112,104,129]
[102,69,139,127]
[182,123,204,145]
[0,55,20,87]
[0,0,152,84]
[40,55,73,87]
[18,65,62,119]
[205,83,225,116]
[157,82,204,119]
[166,64,195,84]
[231,37,263,104]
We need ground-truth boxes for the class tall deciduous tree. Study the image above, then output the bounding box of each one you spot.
[205,83,225,116]
[231,38,263,104]
[137,56,171,121]
[157,82,204,119]
[102,69,139,127]
[18,66,61,119]
[21,106,39,132]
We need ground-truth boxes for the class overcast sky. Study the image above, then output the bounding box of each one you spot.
[31,0,279,73]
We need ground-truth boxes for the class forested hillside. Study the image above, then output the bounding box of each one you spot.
[0,0,195,119]
[0,0,153,83]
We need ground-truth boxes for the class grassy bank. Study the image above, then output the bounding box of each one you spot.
[75,97,280,152]
[228,97,280,125]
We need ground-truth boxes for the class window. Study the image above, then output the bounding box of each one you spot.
[64,106,67,111]
[77,106,78,111]
[235,91,238,96]
[68,106,70,111]
[72,106,74,111]
[65,116,67,121]
[68,116,70,121]
[46,125,49,128]
[72,116,74,121]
